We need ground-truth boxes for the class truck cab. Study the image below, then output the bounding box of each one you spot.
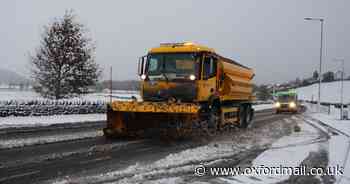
[138,42,254,104]
[138,43,221,103]
[274,90,299,114]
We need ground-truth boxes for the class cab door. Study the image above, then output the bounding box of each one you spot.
[197,55,217,101]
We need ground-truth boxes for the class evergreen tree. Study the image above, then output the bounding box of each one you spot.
[30,11,101,99]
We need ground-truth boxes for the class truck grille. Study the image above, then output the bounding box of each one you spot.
[281,104,289,108]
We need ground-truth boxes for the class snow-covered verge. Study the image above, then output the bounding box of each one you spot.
[306,103,350,184]
[296,80,350,104]
[0,90,139,102]
[253,104,275,111]
[223,116,324,183]
[0,114,106,129]
[307,103,350,135]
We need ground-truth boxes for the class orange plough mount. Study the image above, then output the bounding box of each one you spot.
[111,101,200,113]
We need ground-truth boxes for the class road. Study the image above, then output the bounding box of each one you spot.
[0,109,327,184]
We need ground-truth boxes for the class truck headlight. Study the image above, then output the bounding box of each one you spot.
[141,74,147,80]
[189,74,196,80]
[289,102,296,108]
[275,102,281,108]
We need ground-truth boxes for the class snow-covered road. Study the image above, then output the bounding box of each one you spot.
[46,111,300,184]
[0,108,287,184]
[2,105,345,184]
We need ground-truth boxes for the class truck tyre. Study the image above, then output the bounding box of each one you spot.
[246,106,253,125]
[207,106,219,136]
[238,106,248,128]
[103,128,113,139]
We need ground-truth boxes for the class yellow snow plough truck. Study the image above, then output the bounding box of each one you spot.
[103,42,255,138]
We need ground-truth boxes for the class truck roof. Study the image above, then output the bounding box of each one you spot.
[149,42,251,70]
[274,90,297,96]
[149,42,215,53]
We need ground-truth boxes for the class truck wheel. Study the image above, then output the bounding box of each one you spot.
[103,128,115,140]
[207,107,219,136]
[238,106,248,128]
[246,107,253,125]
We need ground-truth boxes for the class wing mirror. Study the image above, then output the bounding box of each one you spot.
[138,55,147,76]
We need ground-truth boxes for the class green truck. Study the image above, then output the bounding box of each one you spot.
[274,90,299,114]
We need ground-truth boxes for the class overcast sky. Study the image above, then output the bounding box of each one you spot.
[1,0,349,84]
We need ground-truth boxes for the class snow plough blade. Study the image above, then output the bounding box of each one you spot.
[103,101,200,138]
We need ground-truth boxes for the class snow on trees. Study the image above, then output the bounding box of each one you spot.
[30,11,101,100]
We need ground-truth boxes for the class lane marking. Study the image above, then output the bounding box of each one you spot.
[0,170,40,182]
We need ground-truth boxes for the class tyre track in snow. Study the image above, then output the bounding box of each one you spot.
[0,121,105,150]
[51,112,293,184]
[0,108,284,184]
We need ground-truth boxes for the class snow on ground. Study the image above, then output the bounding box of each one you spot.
[0,114,106,129]
[221,117,321,183]
[307,103,350,135]
[67,142,257,184]
[306,103,350,183]
[2,140,143,168]
[0,89,140,102]
[327,135,350,184]
[51,117,293,184]
[0,90,138,129]
[296,80,350,104]
[0,90,43,102]
[0,130,103,149]
[253,104,275,111]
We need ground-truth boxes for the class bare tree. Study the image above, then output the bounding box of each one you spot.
[30,11,101,99]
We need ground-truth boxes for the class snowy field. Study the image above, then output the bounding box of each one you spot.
[296,80,350,104]
[0,89,139,103]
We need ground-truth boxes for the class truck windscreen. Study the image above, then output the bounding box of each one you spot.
[277,95,296,102]
[146,53,198,79]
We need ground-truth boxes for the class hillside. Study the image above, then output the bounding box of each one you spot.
[296,80,350,104]
[0,68,29,84]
